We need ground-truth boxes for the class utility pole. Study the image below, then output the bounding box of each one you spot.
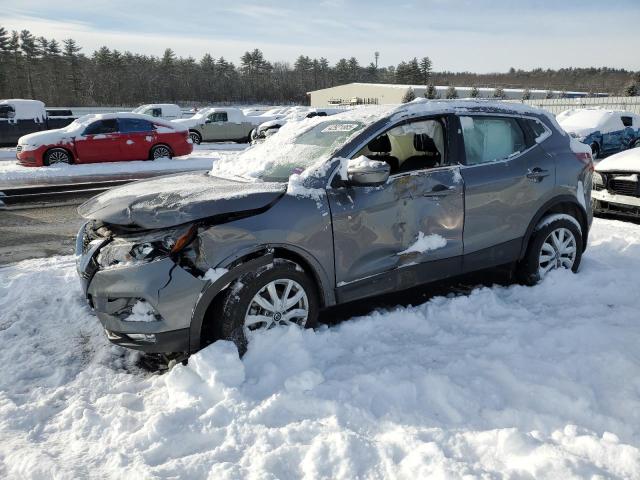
[374,51,379,69]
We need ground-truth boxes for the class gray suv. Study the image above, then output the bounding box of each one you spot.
[76,100,593,356]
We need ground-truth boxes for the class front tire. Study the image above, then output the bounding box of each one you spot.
[516,216,583,285]
[43,148,72,166]
[215,259,319,355]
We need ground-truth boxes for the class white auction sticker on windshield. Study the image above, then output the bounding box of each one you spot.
[321,123,359,133]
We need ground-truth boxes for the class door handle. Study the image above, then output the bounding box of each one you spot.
[526,168,550,182]
[422,184,453,198]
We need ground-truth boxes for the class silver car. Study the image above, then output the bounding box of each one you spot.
[76,100,593,357]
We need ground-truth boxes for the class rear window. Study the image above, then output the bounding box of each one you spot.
[0,104,15,119]
[621,116,633,128]
[119,118,154,133]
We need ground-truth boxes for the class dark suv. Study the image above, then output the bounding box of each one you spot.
[76,100,593,356]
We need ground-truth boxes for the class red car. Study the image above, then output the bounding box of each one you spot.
[16,113,193,167]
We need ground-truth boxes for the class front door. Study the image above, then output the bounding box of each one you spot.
[201,111,238,141]
[75,119,121,162]
[328,116,464,302]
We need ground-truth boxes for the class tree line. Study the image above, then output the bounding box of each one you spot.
[0,26,638,107]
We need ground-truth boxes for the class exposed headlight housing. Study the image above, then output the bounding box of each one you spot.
[97,225,197,268]
[592,171,604,186]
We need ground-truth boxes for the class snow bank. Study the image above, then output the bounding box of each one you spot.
[1,218,640,478]
[0,146,241,185]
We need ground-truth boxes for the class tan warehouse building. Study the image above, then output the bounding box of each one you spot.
[308,83,596,107]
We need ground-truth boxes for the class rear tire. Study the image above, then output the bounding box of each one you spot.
[189,131,202,145]
[43,148,72,166]
[632,139,640,149]
[150,144,172,160]
[516,216,583,285]
[214,259,319,356]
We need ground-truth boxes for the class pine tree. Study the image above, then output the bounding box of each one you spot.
[545,89,554,99]
[445,86,458,99]
[425,84,437,99]
[419,56,432,85]
[63,38,82,103]
[402,87,416,103]
[470,86,480,98]
[624,82,638,97]
[20,29,37,97]
[522,88,531,100]
[492,86,505,99]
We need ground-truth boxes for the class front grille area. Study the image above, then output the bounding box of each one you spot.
[608,179,639,197]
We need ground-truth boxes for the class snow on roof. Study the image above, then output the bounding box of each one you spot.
[0,99,46,120]
[557,108,639,135]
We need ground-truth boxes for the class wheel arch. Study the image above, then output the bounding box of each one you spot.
[44,146,75,164]
[188,244,334,353]
[149,142,173,159]
[519,195,589,259]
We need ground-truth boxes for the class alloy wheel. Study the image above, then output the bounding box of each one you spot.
[244,279,309,336]
[538,227,577,278]
[48,150,70,164]
[152,146,171,159]
[189,132,201,144]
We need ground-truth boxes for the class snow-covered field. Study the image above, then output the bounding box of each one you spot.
[0,143,246,184]
[1,217,640,479]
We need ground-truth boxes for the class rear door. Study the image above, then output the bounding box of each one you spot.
[118,118,156,160]
[457,114,555,269]
[75,119,121,162]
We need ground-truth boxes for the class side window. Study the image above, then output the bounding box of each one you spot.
[119,118,153,133]
[353,117,447,174]
[152,108,162,117]
[621,116,633,128]
[208,112,228,122]
[83,119,119,135]
[460,116,526,165]
[0,104,15,119]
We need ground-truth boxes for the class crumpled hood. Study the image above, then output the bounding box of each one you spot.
[78,171,287,229]
[595,148,640,173]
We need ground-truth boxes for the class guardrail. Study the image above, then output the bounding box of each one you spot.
[0,179,133,209]
[510,96,640,114]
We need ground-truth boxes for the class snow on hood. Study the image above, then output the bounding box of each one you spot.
[78,171,286,228]
[210,106,393,181]
[595,148,640,173]
[18,112,184,147]
[0,99,45,121]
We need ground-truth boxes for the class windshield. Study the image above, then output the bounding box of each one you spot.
[132,106,148,114]
[210,118,367,182]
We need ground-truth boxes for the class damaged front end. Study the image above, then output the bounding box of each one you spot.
[75,220,216,354]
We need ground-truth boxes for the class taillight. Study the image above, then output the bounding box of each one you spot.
[575,152,594,171]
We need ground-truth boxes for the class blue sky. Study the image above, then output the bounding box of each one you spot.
[1,0,639,72]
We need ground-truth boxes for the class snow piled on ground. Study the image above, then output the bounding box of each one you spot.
[1,218,640,479]
[0,144,245,184]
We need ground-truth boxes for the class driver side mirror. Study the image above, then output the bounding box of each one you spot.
[346,157,390,186]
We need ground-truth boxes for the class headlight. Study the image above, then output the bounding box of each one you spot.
[592,171,604,186]
[97,225,196,268]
